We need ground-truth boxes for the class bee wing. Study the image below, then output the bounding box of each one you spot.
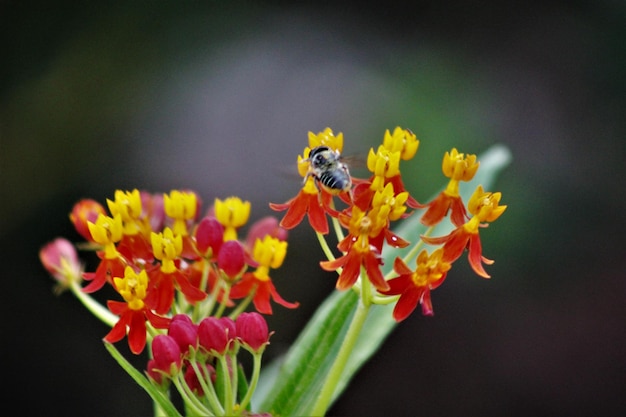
[340,153,367,169]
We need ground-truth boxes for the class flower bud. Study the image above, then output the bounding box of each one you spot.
[149,334,182,379]
[236,312,270,352]
[195,216,224,256]
[168,314,198,354]
[39,238,82,292]
[198,317,236,355]
[217,240,246,279]
[69,199,106,242]
[245,216,288,251]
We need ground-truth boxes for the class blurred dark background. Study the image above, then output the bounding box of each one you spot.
[2,1,625,416]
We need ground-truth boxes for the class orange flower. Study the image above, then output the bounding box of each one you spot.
[421,185,506,278]
[420,148,479,227]
[379,249,451,321]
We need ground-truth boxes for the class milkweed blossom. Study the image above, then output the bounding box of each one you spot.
[41,125,508,417]
[272,126,506,319]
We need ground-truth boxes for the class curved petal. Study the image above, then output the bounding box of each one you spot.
[128,310,148,354]
[174,270,207,303]
[252,282,273,315]
[393,286,422,322]
[468,234,490,278]
[335,252,361,290]
[104,312,129,343]
[440,228,470,263]
[393,257,413,276]
[363,251,388,292]
[379,275,411,296]
[279,193,309,230]
[420,193,450,227]
[308,194,330,234]
[268,280,299,309]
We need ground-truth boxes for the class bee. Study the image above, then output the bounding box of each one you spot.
[303,146,353,196]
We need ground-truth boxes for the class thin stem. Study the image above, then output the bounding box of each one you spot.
[310,285,371,416]
[189,357,224,415]
[69,280,118,327]
[173,373,213,416]
[237,349,263,412]
[315,232,336,262]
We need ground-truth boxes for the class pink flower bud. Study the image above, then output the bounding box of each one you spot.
[236,312,270,352]
[217,240,246,279]
[39,238,82,290]
[245,216,288,251]
[168,314,198,354]
[195,216,224,256]
[198,317,236,355]
[149,334,182,378]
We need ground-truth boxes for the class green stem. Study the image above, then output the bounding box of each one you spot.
[69,280,117,327]
[189,357,224,415]
[173,373,213,416]
[237,349,263,412]
[310,284,371,416]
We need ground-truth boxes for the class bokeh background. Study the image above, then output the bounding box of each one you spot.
[2,2,625,416]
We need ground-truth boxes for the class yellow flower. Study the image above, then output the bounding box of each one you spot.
[214,197,251,241]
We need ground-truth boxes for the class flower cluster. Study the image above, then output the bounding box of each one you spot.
[40,126,508,417]
[41,190,297,415]
[272,127,507,321]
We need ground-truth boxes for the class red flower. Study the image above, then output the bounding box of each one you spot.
[419,191,468,227]
[230,236,298,314]
[104,267,171,354]
[379,250,450,321]
[270,187,333,234]
[320,236,387,292]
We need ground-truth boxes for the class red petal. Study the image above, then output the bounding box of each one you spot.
[128,311,147,354]
[320,255,347,272]
[279,194,309,230]
[335,252,361,290]
[363,251,388,292]
[252,282,273,315]
[393,287,422,322]
[449,196,469,227]
[379,275,411,296]
[308,194,330,234]
[393,257,413,276]
[174,270,207,303]
[419,289,435,316]
[468,234,490,278]
[268,280,299,309]
[104,312,129,343]
[420,193,450,227]
[440,229,470,263]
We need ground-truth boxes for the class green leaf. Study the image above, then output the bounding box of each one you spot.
[256,144,512,416]
[103,342,182,417]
